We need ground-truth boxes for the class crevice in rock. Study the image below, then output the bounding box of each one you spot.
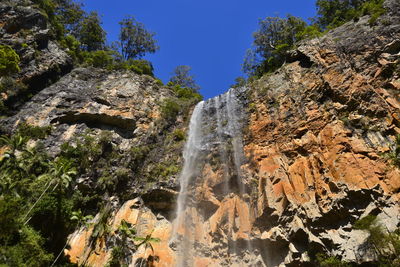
[142,189,177,221]
[287,50,313,68]
[51,112,135,138]
[92,96,111,106]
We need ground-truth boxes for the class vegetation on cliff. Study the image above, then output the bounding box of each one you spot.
[244,0,387,77]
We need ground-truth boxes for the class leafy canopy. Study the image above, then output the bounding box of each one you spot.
[169,65,200,92]
[117,16,159,60]
[78,11,106,51]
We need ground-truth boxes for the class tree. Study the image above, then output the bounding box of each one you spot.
[245,15,309,76]
[169,65,200,92]
[78,11,106,51]
[55,0,85,36]
[117,16,159,60]
[23,157,77,224]
[253,15,306,60]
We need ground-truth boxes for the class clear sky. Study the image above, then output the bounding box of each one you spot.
[82,0,317,99]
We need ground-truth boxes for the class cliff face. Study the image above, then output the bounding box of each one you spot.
[1,0,400,266]
[243,0,400,264]
[0,0,72,111]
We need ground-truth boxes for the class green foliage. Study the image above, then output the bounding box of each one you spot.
[114,59,154,76]
[147,162,180,182]
[155,79,164,86]
[161,98,181,121]
[295,25,323,40]
[56,0,85,36]
[0,76,28,115]
[91,204,112,242]
[172,129,186,141]
[362,0,386,24]
[253,15,307,59]
[59,34,84,63]
[31,1,160,77]
[231,77,247,88]
[0,196,21,245]
[108,246,127,267]
[245,15,315,76]
[169,65,200,92]
[60,132,103,172]
[130,145,151,167]
[353,215,377,230]
[315,0,386,29]
[82,50,115,69]
[16,122,52,140]
[245,0,386,78]
[78,11,106,51]
[354,215,400,265]
[117,15,159,60]
[387,135,400,168]
[0,226,53,267]
[118,219,137,239]
[0,45,20,76]
[70,209,93,228]
[169,83,203,103]
[315,253,350,267]
[32,0,57,20]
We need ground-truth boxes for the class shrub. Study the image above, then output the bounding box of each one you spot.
[155,79,164,86]
[362,0,386,25]
[59,35,83,63]
[170,84,202,102]
[83,50,114,69]
[315,0,386,29]
[161,98,180,121]
[353,215,400,264]
[114,59,154,76]
[16,122,52,140]
[130,145,151,167]
[108,246,125,267]
[315,253,350,267]
[0,226,53,267]
[172,129,186,141]
[147,162,180,181]
[0,45,20,76]
[231,77,246,88]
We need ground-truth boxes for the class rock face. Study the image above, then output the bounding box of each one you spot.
[243,1,400,264]
[2,0,400,266]
[0,0,72,110]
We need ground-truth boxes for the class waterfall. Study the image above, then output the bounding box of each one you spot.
[171,87,263,266]
[172,101,205,267]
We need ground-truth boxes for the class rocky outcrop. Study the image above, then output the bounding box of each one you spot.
[243,1,400,264]
[0,0,72,111]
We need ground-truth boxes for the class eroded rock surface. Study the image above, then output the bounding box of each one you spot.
[0,0,72,110]
[243,2,400,264]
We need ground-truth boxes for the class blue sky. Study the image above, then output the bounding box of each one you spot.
[82,0,317,99]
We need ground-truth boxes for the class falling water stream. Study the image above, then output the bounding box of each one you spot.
[171,87,262,266]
